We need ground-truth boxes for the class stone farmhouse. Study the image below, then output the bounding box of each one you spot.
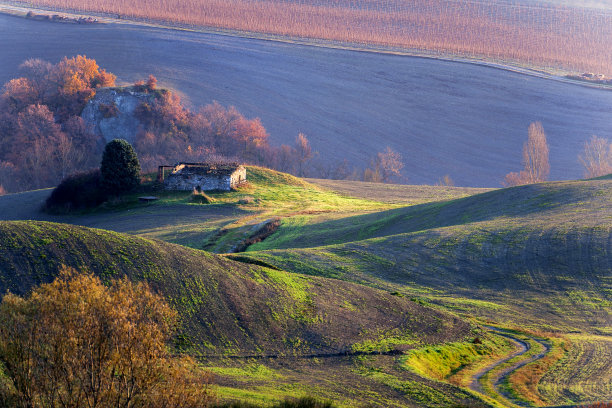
[159,163,246,191]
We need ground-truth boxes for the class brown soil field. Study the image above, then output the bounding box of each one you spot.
[13,0,612,74]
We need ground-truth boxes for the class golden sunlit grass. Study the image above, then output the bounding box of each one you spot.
[22,0,612,74]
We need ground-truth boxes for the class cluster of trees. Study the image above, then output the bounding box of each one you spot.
[0,268,214,408]
[503,122,611,187]
[0,56,115,192]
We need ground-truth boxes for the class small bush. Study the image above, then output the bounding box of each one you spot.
[232,218,281,252]
[44,169,107,212]
[192,189,216,204]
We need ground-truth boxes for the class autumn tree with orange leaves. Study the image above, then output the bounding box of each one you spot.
[0,268,215,408]
[0,56,114,191]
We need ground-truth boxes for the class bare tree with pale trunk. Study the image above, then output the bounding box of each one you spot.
[503,122,550,187]
[579,135,612,178]
[295,133,313,177]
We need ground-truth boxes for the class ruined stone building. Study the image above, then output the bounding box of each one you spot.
[159,163,246,191]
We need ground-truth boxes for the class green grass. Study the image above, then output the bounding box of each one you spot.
[2,170,611,406]
[243,180,612,333]
[0,167,490,253]
[401,335,512,384]
[0,220,473,358]
[243,179,612,250]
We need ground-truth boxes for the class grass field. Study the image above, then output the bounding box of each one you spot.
[0,167,489,251]
[15,0,612,74]
[230,177,611,404]
[0,170,610,405]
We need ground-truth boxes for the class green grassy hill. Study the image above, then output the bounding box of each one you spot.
[1,171,610,406]
[0,220,472,358]
[0,167,489,252]
[0,220,497,407]
[246,179,611,251]
[230,178,611,406]
[239,180,612,333]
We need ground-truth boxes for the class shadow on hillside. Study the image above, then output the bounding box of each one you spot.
[257,180,611,250]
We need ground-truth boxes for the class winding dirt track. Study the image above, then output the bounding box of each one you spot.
[470,326,551,407]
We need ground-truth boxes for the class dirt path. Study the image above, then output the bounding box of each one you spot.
[470,326,551,407]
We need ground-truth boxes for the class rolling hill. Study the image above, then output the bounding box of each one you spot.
[0,170,610,406]
[239,179,611,332]
[229,177,612,405]
[0,220,474,357]
[0,220,495,407]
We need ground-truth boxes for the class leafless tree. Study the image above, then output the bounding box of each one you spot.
[579,135,612,178]
[295,133,313,176]
[503,122,550,186]
[436,174,454,186]
[523,122,550,183]
[375,146,404,183]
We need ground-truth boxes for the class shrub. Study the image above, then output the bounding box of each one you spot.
[238,196,255,204]
[232,218,281,252]
[44,169,106,212]
[100,139,141,195]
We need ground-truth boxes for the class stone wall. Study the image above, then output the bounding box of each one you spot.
[165,174,233,191]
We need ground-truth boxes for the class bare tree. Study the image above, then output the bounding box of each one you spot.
[523,122,550,183]
[503,122,550,186]
[295,133,313,176]
[579,135,612,178]
[55,133,85,181]
[372,146,404,183]
[436,174,454,186]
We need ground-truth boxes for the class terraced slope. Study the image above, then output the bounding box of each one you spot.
[0,220,473,358]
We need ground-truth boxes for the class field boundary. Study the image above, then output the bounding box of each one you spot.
[1,1,611,91]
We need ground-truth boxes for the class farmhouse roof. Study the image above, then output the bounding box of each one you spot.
[172,162,243,176]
